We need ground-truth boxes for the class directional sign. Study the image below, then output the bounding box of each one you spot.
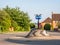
[35,14,41,19]
[35,14,42,29]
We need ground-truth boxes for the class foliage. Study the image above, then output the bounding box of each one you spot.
[44,23,51,30]
[0,10,11,32]
[57,22,60,29]
[0,6,30,32]
[30,23,35,29]
[58,25,60,28]
[11,20,20,31]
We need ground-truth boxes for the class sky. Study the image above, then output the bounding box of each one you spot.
[0,0,60,23]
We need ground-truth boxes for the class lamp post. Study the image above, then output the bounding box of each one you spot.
[35,14,41,29]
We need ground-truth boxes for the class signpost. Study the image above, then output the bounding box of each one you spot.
[26,14,49,38]
[35,14,41,29]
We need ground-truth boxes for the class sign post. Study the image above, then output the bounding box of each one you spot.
[35,14,41,29]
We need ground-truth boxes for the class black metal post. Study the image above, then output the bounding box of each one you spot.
[35,14,41,29]
[38,19,39,29]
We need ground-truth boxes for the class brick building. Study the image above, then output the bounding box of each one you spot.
[41,13,60,30]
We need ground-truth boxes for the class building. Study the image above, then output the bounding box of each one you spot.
[52,13,60,29]
[41,17,52,30]
[41,13,60,30]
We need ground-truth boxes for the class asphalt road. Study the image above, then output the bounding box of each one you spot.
[0,32,60,45]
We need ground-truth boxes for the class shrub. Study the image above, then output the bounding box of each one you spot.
[30,23,35,29]
[44,23,51,30]
[58,25,60,29]
[11,20,20,31]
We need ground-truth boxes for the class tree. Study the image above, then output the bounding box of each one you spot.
[44,23,51,31]
[3,6,30,31]
[30,23,35,29]
[0,10,11,32]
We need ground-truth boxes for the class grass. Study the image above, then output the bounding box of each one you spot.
[0,30,29,34]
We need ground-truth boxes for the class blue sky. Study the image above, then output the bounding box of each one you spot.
[0,0,60,23]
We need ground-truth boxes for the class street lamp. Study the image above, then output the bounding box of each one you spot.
[35,14,41,29]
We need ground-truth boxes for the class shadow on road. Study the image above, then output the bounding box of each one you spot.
[5,38,60,45]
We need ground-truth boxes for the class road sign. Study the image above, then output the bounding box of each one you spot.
[35,14,41,19]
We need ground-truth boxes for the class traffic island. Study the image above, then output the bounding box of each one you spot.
[25,29,49,38]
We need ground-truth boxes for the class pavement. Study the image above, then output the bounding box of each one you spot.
[0,31,60,45]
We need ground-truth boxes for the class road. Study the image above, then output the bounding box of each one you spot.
[0,32,60,45]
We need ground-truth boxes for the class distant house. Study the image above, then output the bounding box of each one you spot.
[41,17,52,29]
[52,13,60,29]
[41,13,60,30]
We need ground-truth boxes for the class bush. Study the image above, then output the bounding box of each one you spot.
[44,23,51,30]
[11,20,20,31]
[30,23,35,29]
[58,25,60,29]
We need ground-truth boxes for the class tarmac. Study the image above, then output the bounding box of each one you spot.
[0,31,60,45]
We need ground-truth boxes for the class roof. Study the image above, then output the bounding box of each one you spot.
[42,17,52,23]
[52,14,60,21]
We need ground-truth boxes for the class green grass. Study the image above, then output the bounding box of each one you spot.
[0,30,29,34]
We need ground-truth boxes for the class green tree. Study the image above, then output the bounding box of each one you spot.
[3,6,30,31]
[44,23,51,31]
[30,23,35,29]
[0,10,11,32]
